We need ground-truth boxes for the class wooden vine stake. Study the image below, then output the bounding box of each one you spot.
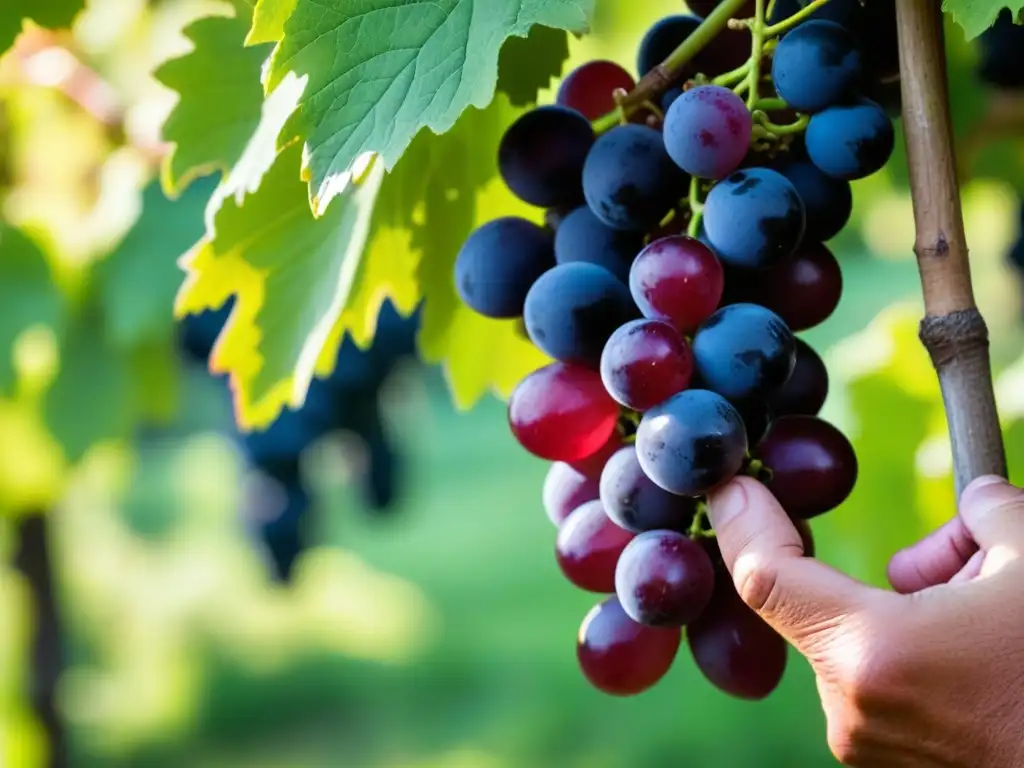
[896,0,1007,497]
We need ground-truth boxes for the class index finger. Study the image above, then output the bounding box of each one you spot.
[707,476,877,650]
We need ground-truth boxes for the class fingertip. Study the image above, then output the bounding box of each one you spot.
[959,475,1010,509]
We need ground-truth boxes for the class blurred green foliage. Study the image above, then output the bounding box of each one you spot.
[1,0,1024,766]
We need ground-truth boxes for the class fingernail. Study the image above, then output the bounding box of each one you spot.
[960,475,1012,509]
[708,479,749,529]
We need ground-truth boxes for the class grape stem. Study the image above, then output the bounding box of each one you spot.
[762,0,832,36]
[711,60,752,87]
[753,97,788,111]
[895,0,1007,496]
[745,0,767,109]
[591,0,753,132]
[753,111,809,135]
[686,176,705,238]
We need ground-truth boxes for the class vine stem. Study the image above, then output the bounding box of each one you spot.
[895,0,1007,497]
[14,514,68,768]
[591,0,751,131]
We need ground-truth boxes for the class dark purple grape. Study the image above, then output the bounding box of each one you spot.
[692,303,796,402]
[630,235,724,334]
[687,580,788,700]
[702,168,806,269]
[755,414,857,519]
[735,242,842,332]
[772,158,852,243]
[732,398,773,446]
[661,87,684,113]
[600,319,694,411]
[636,15,702,76]
[636,389,748,496]
[599,446,699,533]
[556,500,634,593]
[582,124,690,232]
[615,530,715,626]
[454,217,554,318]
[543,462,600,526]
[498,106,595,208]
[524,262,640,370]
[508,362,619,462]
[554,206,644,284]
[663,85,752,180]
[771,21,863,114]
[805,98,894,180]
[767,338,829,417]
[557,60,637,120]
[577,595,681,695]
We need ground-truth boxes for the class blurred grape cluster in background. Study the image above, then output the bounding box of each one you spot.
[3,0,1024,766]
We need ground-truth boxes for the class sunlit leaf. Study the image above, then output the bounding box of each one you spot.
[266,0,593,212]
[174,143,384,431]
[155,13,273,197]
[247,0,296,45]
[0,225,64,395]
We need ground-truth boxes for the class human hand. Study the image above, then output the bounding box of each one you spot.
[707,474,1024,767]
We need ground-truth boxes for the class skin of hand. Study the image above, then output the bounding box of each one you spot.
[707,474,1024,767]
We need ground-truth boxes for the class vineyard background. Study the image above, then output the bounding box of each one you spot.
[2,0,1024,765]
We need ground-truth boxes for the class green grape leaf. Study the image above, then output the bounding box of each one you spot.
[943,0,1024,39]
[0,0,85,55]
[174,142,385,431]
[247,0,296,44]
[496,25,571,106]
[43,317,134,462]
[0,225,65,395]
[154,13,273,197]
[97,177,217,349]
[266,0,593,212]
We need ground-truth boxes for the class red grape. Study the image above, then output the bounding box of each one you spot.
[735,242,842,331]
[556,500,634,592]
[663,85,753,180]
[557,60,637,121]
[768,338,829,417]
[543,462,600,526]
[569,430,624,478]
[687,580,788,700]
[615,530,715,627]
[755,415,857,519]
[509,363,619,461]
[630,236,725,334]
[600,319,694,411]
[577,595,681,695]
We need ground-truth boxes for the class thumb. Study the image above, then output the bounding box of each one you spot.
[708,476,878,651]
[958,475,1024,572]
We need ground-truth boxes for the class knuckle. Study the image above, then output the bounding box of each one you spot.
[733,556,781,614]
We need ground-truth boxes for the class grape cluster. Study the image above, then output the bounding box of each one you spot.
[456,1,895,698]
[178,300,418,582]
